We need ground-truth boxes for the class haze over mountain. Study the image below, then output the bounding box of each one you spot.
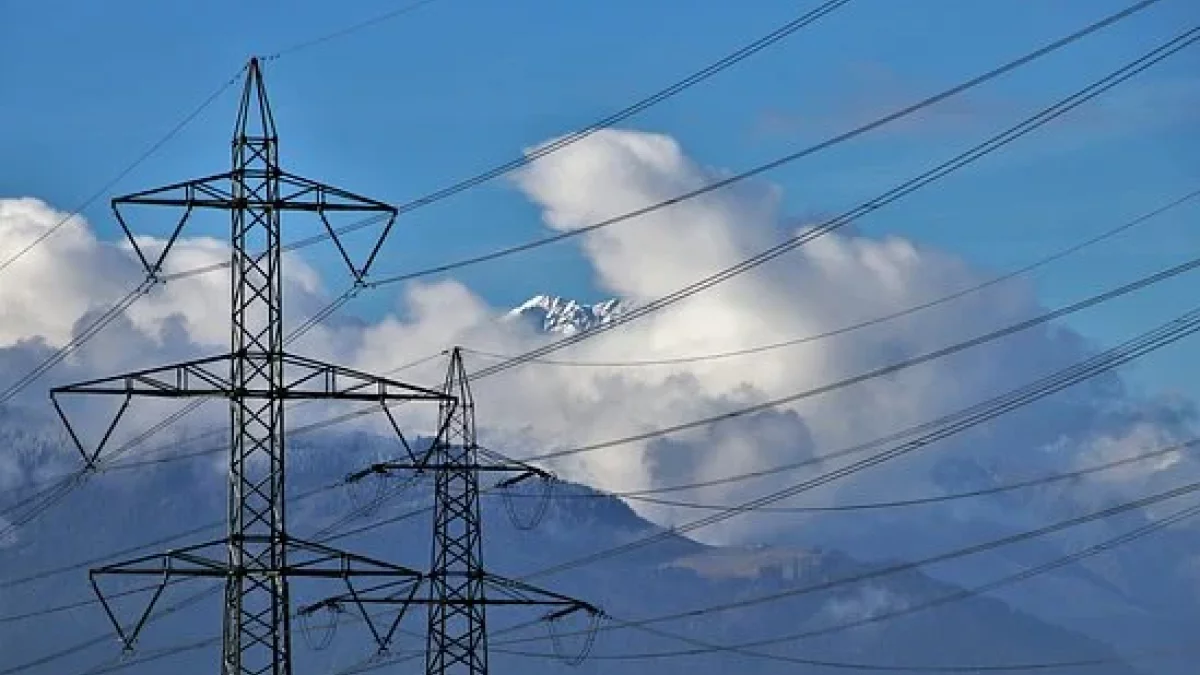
[0,412,1154,675]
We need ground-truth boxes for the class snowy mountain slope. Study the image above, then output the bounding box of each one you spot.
[505,294,628,336]
[0,415,1148,675]
[499,294,1200,674]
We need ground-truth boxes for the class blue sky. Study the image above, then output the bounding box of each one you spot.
[1,0,1198,392]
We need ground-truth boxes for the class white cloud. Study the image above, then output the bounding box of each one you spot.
[2,128,1197,549]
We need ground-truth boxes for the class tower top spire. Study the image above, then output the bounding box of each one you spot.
[234,56,277,144]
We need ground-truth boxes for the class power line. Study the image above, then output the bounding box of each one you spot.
[603,437,1200,510]
[0,69,244,277]
[13,239,1194,598]
[185,0,858,320]
[511,251,1200,470]
[5,6,1172,565]
[339,482,1200,672]
[29,346,1197,670]
[346,0,1166,301]
[462,187,1200,368]
[43,466,1200,674]
[272,299,1200,647]
[0,0,1168,498]
[263,0,446,60]
[514,305,1200,582]
[74,3,1179,518]
[15,234,1195,603]
[9,15,1190,653]
[498,485,1200,664]
[0,0,853,522]
[37,317,1200,672]
[0,279,153,407]
[464,21,1200,384]
[14,176,1195,526]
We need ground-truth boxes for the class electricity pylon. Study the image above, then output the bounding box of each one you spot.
[320,347,601,674]
[50,58,451,675]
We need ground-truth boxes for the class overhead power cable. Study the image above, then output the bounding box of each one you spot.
[17,177,1196,519]
[0,279,154,407]
[6,5,1167,562]
[334,482,1200,673]
[11,180,1195,533]
[163,0,858,321]
[7,10,1180,658]
[513,251,1200,469]
[499,483,1200,663]
[42,312,1200,671]
[343,0,1166,298]
[0,70,244,278]
[15,228,1197,606]
[315,487,1198,675]
[516,304,1200,582]
[579,437,1199,511]
[13,237,1196,600]
[285,0,1163,337]
[463,21,1200,384]
[0,0,854,530]
[263,0,446,60]
[33,390,1199,671]
[0,2,1165,529]
[48,462,1200,675]
[463,187,1200,368]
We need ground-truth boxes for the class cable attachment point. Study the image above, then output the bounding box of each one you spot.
[298,600,342,651]
[498,470,555,531]
[544,603,603,667]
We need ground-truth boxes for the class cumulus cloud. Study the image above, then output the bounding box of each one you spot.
[2,128,1197,549]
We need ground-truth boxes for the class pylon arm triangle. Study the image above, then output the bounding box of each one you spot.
[51,351,451,400]
[51,351,451,466]
[90,536,424,653]
[297,576,424,654]
[112,169,400,282]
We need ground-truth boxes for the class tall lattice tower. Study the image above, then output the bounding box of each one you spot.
[51,58,451,675]
[326,347,601,674]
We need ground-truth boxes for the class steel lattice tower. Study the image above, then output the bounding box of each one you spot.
[329,348,601,675]
[427,348,493,675]
[51,58,451,675]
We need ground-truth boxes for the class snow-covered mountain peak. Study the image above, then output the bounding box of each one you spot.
[506,294,628,336]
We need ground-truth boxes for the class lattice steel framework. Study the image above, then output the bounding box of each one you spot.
[332,348,600,675]
[51,58,450,675]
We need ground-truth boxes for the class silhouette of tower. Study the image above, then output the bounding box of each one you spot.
[324,347,601,674]
[51,58,449,675]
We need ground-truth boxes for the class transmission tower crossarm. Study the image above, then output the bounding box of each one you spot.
[50,352,450,466]
[88,537,424,653]
[345,421,550,484]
